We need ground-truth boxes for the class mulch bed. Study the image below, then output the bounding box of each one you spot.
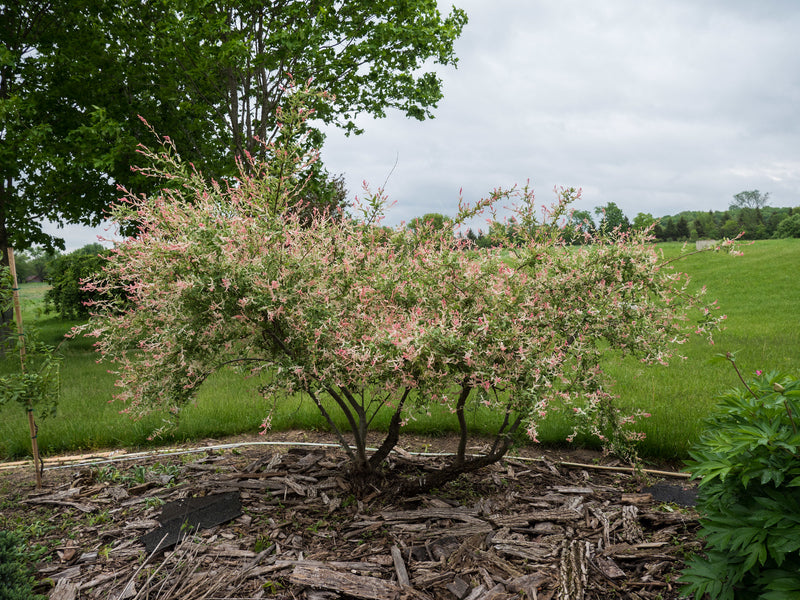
[0,435,702,599]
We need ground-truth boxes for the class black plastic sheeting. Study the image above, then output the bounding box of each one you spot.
[141,491,242,553]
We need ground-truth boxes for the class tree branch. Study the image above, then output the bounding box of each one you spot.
[454,382,471,467]
[397,414,524,495]
[369,388,410,469]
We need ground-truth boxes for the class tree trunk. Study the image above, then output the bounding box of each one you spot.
[0,191,15,354]
[368,389,410,469]
[395,416,524,496]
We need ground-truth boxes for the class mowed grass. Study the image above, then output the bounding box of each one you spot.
[1,239,797,461]
[607,239,799,457]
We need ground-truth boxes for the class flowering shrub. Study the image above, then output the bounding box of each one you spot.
[77,84,728,490]
[680,361,800,600]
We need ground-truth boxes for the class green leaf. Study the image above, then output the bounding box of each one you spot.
[679,555,732,600]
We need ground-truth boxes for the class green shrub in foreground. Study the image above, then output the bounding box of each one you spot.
[680,366,800,600]
[0,531,46,600]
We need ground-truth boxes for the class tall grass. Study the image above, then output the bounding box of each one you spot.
[1,239,797,461]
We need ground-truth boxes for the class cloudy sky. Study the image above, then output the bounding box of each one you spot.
[320,0,800,228]
[49,0,800,249]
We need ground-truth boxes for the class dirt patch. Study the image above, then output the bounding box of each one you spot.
[0,432,701,599]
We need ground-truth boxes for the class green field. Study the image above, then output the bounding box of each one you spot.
[1,239,798,461]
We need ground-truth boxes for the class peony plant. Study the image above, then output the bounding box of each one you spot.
[77,84,729,491]
[680,358,800,599]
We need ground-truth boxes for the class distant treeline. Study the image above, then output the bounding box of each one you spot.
[461,202,800,248]
[647,205,800,242]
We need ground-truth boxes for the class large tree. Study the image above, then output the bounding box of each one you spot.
[1,0,229,256]
[169,0,468,163]
[731,189,770,210]
[1,0,467,253]
[594,201,629,234]
[2,1,97,254]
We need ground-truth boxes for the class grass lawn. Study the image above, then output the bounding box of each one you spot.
[1,239,797,461]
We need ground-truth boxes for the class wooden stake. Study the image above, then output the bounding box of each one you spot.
[7,247,43,488]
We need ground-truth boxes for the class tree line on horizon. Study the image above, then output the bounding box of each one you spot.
[456,191,800,247]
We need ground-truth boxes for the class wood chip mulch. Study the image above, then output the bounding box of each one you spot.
[0,440,702,599]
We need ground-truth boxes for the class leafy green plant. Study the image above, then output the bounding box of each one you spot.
[0,530,47,600]
[680,358,800,599]
[144,497,165,510]
[86,510,112,527]
[98,544,112,561]
[94,465,124,483]
[253,536,273,553]
[44,245,111,319]
[0,268,60,422]
[0,330,60,422]
[0,264,61,486]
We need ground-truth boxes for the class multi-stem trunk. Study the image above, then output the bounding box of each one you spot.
[325,385,370,474]
[396,393,524,495]
[368,388,410,470]
[317,385,413,482]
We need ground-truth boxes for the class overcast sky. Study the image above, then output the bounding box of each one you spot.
[48,0,800,250]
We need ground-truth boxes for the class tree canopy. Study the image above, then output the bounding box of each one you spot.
[594,202,630,234]
[1,0,467,255]
[731,189,770,210]
[2,1,112,254]
[407,212,455,234]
